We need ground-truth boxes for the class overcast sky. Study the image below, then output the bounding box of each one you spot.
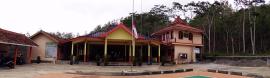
[0,0,268,35]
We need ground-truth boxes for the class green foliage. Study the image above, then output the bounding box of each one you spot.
[120,12,169,36]
[49,32,75,39]
[89,1,270,56]
[92,5,170,37]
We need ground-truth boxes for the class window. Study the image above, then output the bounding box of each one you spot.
[178,31,183,39]
[188,33,193,40]
[183,32,189,38]
[171,31,174,39]
[45,42,57,58]
[166,32,169,40]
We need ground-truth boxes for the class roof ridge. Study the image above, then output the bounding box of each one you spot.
[0,27,37,46]
[0,27,25,36]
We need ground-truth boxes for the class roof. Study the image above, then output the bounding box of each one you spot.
[63,23,149,43]
[79,23,144,39]
[30,30,64,43]
[152,16,203,35]
[0,28,37,47]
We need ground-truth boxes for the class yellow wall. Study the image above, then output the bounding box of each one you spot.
[173,30,192,43]
[31,34,57,61]
[107,28,133,40]
[162,30,202,45]
[174,45,195,63]
[193,33,202,44]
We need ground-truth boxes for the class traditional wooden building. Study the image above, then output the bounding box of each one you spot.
[58,23,161,65]
[30,30,63,62]
[152,16,203,64]
[0,28,37,66]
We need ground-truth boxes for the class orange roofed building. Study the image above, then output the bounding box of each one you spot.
[0,28,37,67]
[152,16,203,64]
[58,23,162,65]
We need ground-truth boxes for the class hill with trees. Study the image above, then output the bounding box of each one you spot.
[89,0,270,56]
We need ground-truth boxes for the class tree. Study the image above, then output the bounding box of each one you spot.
[119,5,171,37]
[49,32,75,39]
[89,1,270,56]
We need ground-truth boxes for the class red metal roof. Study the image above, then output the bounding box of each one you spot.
[152,16,203,35]
[0,28,37,47]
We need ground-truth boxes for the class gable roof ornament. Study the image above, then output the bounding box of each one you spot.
[152,16,203,36]
[171,16,188,26]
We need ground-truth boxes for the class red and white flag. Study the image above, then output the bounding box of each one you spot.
[132,20,138,38]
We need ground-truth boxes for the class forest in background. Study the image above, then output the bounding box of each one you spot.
[49,0,270,56]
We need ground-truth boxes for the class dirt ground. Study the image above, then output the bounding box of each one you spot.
[0,63,269,78]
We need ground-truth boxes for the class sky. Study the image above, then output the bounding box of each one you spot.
[0,0,268,35]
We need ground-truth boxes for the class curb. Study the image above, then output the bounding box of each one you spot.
[122,68,193,76]
[207,69,264,78]
[68,68,194,76]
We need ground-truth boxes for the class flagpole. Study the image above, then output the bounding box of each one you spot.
[131,0,135,72]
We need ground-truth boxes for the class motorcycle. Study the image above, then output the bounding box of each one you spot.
[0,56,15,69]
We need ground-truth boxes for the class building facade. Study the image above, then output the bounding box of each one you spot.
[57,16,203,65]
[30,30,62,62]
[152,16,203,64]
[0,28,37,66]
[58,23,161,65]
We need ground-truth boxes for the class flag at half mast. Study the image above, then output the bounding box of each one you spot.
[132,19,138,38]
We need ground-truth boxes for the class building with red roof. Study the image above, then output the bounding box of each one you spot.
[56,16,203,65]
[0,28,37,67]
[152,16,203,64]
[58,23,161,65]
[30,30,64,63]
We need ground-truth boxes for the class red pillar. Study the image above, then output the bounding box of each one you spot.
[28,47,32,63]
[14,46,18,65]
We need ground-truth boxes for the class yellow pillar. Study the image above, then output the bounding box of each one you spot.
[104,38,108,63]
[129,44,131,62]
[148,43,151,63]
[71,42,74,56]
[132,39,135,61]
[83,41,87,62]
[158,45,161,63]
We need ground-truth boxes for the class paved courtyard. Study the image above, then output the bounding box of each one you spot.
[0,63,269,78]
